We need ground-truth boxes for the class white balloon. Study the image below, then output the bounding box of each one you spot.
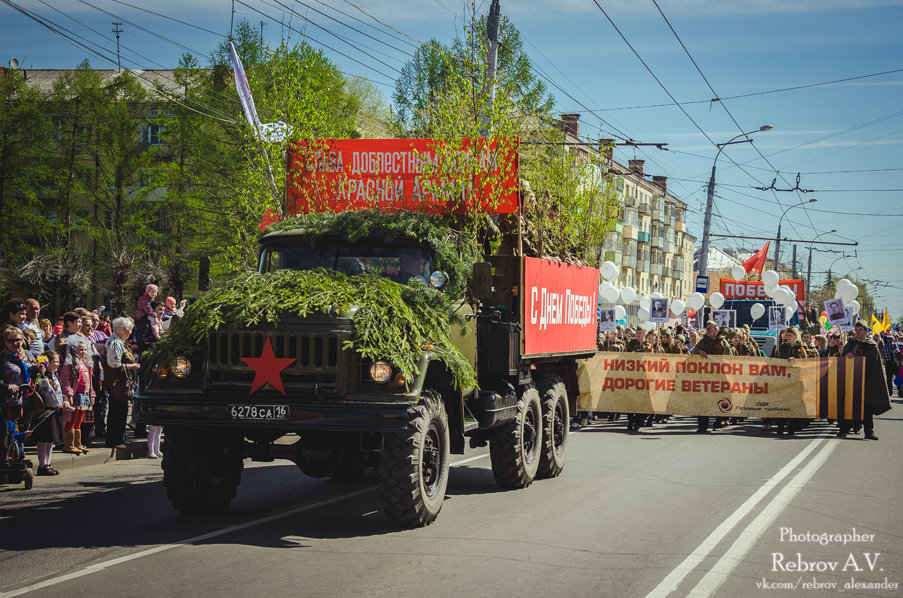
[614,305,627,320]
[687,292,705,311]
[836,278,852,289]
[784,306,795,322]
[670,299,685,316]
[750,302,765,320]
[639,295,651,311]
[782,289,797,307]
[731,265,746,281]
[762,270,779,288]
[620,286,637,305]
[763,284,776,298]
[638,307,650,321]
[848,300,860,315]
[600,260,620,282]
[840,284,859,303]
[710,292,725,309]
[834,288,844,300]
[650,292,663,299]
[605,284,621,304]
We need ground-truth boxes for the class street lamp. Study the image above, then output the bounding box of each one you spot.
[806,228,836,302]
[698,124,773,277]
[772,198,817,274]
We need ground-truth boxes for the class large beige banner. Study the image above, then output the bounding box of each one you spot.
[577,353,865,419]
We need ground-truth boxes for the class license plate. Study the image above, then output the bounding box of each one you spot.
[228,405,289,420]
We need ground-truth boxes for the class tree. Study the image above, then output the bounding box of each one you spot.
[198,25,364,272]
[0,68,53,282]
[396,11,617,265]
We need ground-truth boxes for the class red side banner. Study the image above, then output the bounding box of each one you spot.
[285,138,519,216]
[720,279,805,301]
[522,257,599,356]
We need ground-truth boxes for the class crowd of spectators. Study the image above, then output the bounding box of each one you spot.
[1,286,184,478]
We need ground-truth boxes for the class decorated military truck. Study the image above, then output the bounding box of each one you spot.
[137,138,599,526]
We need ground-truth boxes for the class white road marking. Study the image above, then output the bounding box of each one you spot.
[686,436,840,597]
[645,432,833,598]
[1,452,490,597]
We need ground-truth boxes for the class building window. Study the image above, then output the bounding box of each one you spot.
[141,124,165,145]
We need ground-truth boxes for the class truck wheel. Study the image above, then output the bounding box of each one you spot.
[379,390,449,527]
[490,387,542,489]
[162,427,244,515]
[537,377,569,479]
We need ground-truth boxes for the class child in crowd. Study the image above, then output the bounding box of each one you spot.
[60,342,94,454]
[33,351,65,475]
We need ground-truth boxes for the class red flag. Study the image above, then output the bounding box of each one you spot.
[742,242,770,275]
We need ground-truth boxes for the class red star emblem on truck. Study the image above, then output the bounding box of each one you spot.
[240,337,296,395]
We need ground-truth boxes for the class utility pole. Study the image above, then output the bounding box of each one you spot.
[231,0,235,38]
[480,0,500,136]
[112,21,123,72]
[791,244,798,279]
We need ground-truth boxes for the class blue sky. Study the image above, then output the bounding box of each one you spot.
[3,0,902,319]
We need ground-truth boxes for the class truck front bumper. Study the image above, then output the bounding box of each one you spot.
[136,391,413,432]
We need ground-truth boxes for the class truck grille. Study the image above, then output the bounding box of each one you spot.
[207,330,343,391]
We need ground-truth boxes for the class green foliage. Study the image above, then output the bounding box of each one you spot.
[0,68,54,278]
[263,210,482,299]
[520,130,620,266]
[152,269,476,390]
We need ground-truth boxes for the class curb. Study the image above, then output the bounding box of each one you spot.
[24,431,155,474]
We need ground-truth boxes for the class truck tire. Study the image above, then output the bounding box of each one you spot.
[162,427,244,515]
[490,387,542,489]
[537,377,569,479]
[379,390,449,527]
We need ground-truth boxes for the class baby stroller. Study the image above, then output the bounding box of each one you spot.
[1,385,37,489]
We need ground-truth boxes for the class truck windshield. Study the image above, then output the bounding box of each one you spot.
[260,241,432,285]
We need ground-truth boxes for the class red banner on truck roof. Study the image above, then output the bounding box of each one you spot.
[284,138,519,216]
[522,257,599,357]
[720,279,805,301]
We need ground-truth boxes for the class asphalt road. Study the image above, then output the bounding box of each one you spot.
[2,403,901,598]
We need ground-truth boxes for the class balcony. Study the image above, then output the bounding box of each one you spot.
[638,202,649,215]
[651,234,664,248]
[640,259,650,273]
[622,225,638,240]
[603,250,622,266]
[650,263,662,276]
[622,255,636,269]
[675,221,686,233]
[637,231,651,243]
[663,241,675,254]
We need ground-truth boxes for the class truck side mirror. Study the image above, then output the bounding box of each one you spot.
[471,262,493,301]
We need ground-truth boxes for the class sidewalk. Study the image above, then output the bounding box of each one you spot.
[24,426,155,474]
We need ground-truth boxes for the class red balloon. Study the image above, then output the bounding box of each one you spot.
[820,311,827,318]
[687,309,697,317]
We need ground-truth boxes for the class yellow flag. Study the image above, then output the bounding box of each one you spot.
[871,313,883,334]
[883,309,890,330]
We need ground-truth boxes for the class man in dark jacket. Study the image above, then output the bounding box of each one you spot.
[692,320,731,433]
[838,321,893,439]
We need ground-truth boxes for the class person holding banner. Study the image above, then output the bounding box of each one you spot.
[624,325,655,432]
[692,321,732,433]
[771,326,808,436]
[801,330,820,359]
[825,331,844,357]
[838,322,893,440]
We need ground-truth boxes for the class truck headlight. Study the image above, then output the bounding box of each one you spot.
[172,356,192,378]
[369,360,393,383]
